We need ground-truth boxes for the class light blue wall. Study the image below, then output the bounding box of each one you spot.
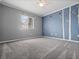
[64,8,69,40]
[42,4,79,41]
[71,4,79,41]
[43,11,63,38]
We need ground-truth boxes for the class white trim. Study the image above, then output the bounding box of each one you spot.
[62,10,65,39]
[69,7,71,40]
[0,1,41,17]
[42,2,79,17]
[78,7,79,38]
[0,36,42,44]
[78,7,79,25]
[32,17,35,29]
[43,36,79,43]
[1,1,79,17]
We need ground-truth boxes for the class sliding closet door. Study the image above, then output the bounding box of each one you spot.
[43,4,79,41]
[42,16,51,36]
[71,4,79,41]
[43,11,63,38]
[64,8,69,40]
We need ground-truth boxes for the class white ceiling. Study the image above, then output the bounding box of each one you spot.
[1,0,79,17]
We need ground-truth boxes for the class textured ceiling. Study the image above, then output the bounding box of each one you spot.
[1,0,79,16]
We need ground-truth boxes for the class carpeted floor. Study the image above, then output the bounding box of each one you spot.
[0,38,79,59]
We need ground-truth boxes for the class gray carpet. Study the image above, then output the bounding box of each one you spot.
[0,38,79,59]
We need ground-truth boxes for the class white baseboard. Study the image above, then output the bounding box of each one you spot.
[0,36,79,44]
[43,36,79,43]
[0,36,43,44]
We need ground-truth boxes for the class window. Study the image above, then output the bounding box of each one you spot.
[20,15,34,31]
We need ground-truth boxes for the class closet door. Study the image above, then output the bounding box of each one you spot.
[42,11,63,38]
[71,4,79,41]
[64,8,69,40]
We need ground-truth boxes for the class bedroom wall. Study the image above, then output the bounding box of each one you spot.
[64,8,69,40]
[42,4,79,41]
[0,4,2,40]
[71,4,79,41]
[42,11,63,38]
[0,4,42,42]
